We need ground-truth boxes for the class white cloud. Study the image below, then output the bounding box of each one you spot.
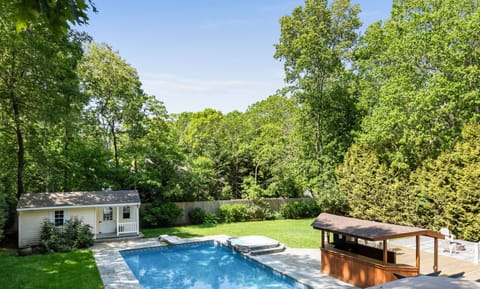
[139,73,284,114]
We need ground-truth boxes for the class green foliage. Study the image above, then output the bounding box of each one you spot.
[339,0,480,241]
[39,218,94,253]
[203,213,219,226]
[355,0,480,171]
[275,0,361,191]
[0,6,87,197]
[78,42,147,171]
[337,144,414,225]
[0,0,479,245]
[141,202,183,227]
[241,177,273,220]
[412,123,480,241]
[247,198,273,221]
[188,208,206,225]
[0,187,7,240]
[242,96,301,196]
[280,200,322,219]
[317,188,349,215]
[189,156,218,201]
[218,204,249,223]
[339,124,480,241]
[130,97,185,202]
[12,0,96,34]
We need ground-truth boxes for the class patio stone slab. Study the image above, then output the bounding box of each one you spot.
[91,235,358,289]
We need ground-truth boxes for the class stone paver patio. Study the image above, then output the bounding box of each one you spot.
[92,235,480,288]
[92,235,357,289]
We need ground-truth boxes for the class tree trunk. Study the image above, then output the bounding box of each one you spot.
[11,92,24,199]
[63,125,71,191]
[110,121,119,169]
[254,161,260,185]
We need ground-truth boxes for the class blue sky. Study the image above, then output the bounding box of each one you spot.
[82,1,392,114]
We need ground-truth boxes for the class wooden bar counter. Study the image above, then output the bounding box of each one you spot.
[312,213,444,288]
[321,245,418,288]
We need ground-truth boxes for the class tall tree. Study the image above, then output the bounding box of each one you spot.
[412,123,480,241]
[0,4,84,198]
[274,0,361,192]
[355,0,480,170]
[243,95,302,197]
[219,111,249,199]
[127,97,185,202]
[78,43,146,172]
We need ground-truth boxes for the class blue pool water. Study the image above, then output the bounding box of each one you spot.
[121,242,311,289]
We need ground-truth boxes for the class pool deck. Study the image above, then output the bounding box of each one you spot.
[91,235,358,289]
[390,236,480,280]
[250,248,358,289]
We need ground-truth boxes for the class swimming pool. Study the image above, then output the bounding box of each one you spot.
[121,241,312,289]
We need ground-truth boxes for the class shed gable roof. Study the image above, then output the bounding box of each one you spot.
[17,190,140,211]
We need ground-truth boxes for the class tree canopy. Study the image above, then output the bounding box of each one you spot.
[0,0,479,242]
[12,0,96,34]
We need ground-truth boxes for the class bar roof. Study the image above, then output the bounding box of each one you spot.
[17,190,140,211]
[312,213,444,241]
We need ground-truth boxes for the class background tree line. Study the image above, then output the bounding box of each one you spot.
[0,0,479,241]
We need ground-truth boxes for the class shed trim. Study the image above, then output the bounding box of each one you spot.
[17,202,141,212]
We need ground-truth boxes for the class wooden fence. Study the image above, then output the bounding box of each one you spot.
[172,198,310,225]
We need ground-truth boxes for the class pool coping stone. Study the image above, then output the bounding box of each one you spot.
[92,235,358,289]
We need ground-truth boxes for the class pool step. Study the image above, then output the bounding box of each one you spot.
[227,236,286,255]
[228,242,280,252]
[94,232,143,243]
[249,244,286,256]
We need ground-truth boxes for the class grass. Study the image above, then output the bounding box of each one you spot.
[0,219,319,288]
[142,218,322,248]
[0,248,103,289]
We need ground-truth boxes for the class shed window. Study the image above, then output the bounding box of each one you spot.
[103,207,113,221]
[123,206,130,219]
[54,210,64,226]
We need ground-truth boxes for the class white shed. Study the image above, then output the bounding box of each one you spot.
[17,190,141,248]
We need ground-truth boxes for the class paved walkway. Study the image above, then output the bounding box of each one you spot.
[92,235,357,289]
[251,248,357,289]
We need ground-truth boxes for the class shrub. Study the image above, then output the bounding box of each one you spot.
[39,218,94,253]
[203,213,218,225]
[141,202,183,227]
[188,207,206,225]
[75,222,95,248]
[247,198,273,221]
[280,200,322,219]
[219,204,249,223]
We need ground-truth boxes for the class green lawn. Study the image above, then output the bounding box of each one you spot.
[0,219,319,289]
[142,218,322,248]
[0,248,103,289]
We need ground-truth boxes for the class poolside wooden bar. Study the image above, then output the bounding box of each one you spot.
[312,213,444,288]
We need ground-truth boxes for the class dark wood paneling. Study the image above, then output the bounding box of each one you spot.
[333,242,396,263]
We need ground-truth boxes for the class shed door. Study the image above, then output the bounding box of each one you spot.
[99,207,116,234]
